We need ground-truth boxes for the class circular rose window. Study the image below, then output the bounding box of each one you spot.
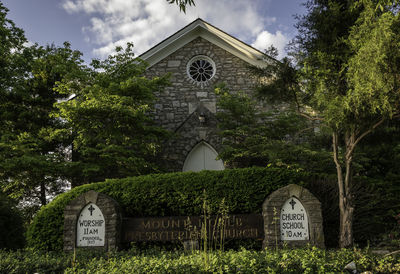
[187,56,216,83]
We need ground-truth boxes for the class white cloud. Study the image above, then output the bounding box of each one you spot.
[23,41,34,47]
[251,30,289,59]
[62,0,289,59]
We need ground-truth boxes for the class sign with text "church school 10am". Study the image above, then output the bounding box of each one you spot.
[280,197,309,241]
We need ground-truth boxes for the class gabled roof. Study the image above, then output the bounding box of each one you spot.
[139,18,273,68]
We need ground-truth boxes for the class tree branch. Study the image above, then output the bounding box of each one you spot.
[332,132,345,207]
[295,126,315,136]
[291,88,324,121]
[354,118,385,147]
[297,111,324,121]
[349,113,400,155]
[354,117,388,148]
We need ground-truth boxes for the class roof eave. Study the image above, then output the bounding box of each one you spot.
[139,19,272,69]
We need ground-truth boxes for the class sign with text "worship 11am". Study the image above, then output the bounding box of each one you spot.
[76,203,105,247]
[121,214,264,242]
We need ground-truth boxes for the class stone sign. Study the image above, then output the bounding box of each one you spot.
[76,203,105,247]
[64,190,121,251]
[122,214,263,242]
[262,184,324,248]
[280,197,309,241]
[64,186,325,252]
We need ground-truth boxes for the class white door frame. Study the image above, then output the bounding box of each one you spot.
[182,141,224,172]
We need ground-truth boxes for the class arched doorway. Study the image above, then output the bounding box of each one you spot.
[182,142,224,172]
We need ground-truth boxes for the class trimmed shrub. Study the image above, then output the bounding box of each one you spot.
[26,167,400,251]
[0,194,25,249]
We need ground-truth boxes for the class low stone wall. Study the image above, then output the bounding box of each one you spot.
[64,185,325,251]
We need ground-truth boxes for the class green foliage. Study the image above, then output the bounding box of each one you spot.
[352,121,400,245]
[261,0,399,128]
[1,247,399,273]
[27,167,308,251]
[0,248,72,273]
[270,0,363,127]
[0,194,25,249]
[167,0,195,13]
[0,2,85,208]
[353,177,400,246]
[54,43,170,186]
[215,84,334,172]
[256,0,400,247]
[0,42,85,207]
[346,1,400,118]
[254,56,301,106]
[0,2,26,91]
[0,2,170,211]
[26,167,400,251]
[271,0,400,139]
[387,213,400,247]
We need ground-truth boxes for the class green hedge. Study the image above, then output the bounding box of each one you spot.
[26,167,400,251]
[27,167,310,251]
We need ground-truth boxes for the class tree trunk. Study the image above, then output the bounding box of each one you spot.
[40,181,47,206]
[332,131,355,248]
[339,195,354,247]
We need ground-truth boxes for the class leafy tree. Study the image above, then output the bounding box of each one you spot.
[259,0,400,247]
[0,194,25,249]
[0,2,26,92]
[215,84,334,173]
[1,1,170,211]
[0,42,86,207]
[54,44,170,186]
[0,3,85,209]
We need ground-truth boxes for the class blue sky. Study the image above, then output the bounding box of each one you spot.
[2,0,306,62]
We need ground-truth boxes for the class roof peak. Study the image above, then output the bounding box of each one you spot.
[140,18,273,68]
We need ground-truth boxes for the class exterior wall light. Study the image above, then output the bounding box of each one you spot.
[198,113,206,124]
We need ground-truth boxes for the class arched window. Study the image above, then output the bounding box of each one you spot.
[182,142,224,172]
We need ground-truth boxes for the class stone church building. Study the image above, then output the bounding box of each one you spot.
[140,19,272,172]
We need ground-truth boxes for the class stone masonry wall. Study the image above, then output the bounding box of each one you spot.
[262,184,325,249]
[64,190,121,251]
[145,37,257,171]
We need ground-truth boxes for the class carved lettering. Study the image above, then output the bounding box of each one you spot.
[142,220,150,229]
[172,219,180,228]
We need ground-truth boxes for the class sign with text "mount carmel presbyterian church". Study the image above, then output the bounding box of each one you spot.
[122,214,263,242]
